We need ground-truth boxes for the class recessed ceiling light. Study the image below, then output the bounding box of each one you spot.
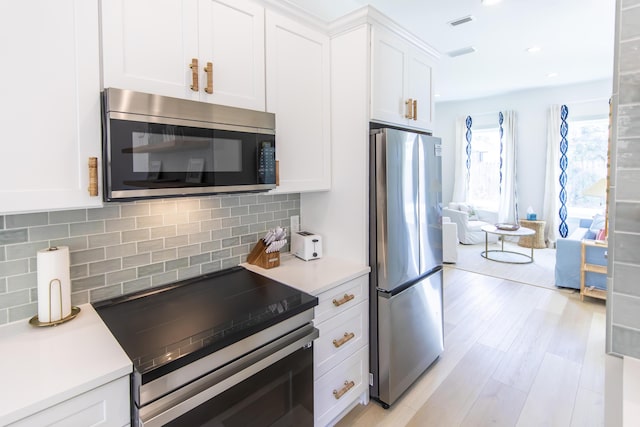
[448,46,477,57]
[527,46,542,53]
[448,15,475,27]
[547,72,558,78]
[482,0,503,5]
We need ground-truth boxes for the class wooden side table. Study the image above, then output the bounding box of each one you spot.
[517,219,546,249]
[580,239,607,301]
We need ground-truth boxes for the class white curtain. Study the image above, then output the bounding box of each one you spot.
[498,111,518,224]
[451,116,469,203]
[543,105,561,246]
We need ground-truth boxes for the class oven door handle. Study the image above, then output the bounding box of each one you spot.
[138,323,318,427]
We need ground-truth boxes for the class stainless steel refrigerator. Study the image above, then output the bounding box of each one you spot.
[369,127,444,408]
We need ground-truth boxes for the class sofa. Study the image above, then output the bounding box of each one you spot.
[554,216,607,290]
[442,202,499,245]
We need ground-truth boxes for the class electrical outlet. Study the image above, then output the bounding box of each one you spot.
[290,215,300,233]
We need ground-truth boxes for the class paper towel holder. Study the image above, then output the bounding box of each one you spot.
[29,278,81,327]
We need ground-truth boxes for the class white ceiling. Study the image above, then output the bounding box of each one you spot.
[281,0,616,102]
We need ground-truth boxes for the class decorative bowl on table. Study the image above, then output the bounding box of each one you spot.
[495,223,520,231]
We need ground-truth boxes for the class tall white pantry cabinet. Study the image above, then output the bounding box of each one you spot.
[0,0,103,214]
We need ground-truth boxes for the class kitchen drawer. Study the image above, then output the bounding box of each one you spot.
[9,376,129,427]
[315,275,367,324]
[314,345,368,427]
[315,301,367,379]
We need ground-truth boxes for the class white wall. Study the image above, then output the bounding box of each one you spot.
[435,79,612,217]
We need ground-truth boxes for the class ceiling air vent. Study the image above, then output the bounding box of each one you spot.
[447,46,477,58]
[448,15,475,27]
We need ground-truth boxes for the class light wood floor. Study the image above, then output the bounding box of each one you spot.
[336,266,606,427]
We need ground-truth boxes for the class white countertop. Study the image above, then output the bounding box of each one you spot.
[0,303,132,426]
[242,254,370,295]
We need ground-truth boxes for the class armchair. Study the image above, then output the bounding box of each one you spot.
[442,202,499,245]
[555,218,607,290]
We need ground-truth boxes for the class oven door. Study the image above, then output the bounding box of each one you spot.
[104,116,276,201]
[137,324,318,427]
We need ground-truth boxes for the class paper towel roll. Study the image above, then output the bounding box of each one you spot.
[37,246,71,323]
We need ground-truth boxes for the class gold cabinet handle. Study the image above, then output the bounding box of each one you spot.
[204,61,213,94]
[333,380,355,400]
[189,58,199,91]
[405,98,413,119]
[333,293,355,307]
[333,332,355,348]
[413,99,418,120]
[88,157,98,196]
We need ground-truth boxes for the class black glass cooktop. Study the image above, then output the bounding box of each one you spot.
[93,266,317,382]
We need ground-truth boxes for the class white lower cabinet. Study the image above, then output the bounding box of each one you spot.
[314,274,369,426]
[9,376,130,427]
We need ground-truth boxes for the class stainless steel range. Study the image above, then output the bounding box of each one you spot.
[93,266,318,427]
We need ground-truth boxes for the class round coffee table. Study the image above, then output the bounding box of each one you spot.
[481,224,536,264]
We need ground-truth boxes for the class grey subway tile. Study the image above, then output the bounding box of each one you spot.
[150,201,177,215]
[232,245,249,257]
[165,235,189,249]
[105,243,137,259]
[89,259,123,276]
[189,210,211,222]
[165,258,189,271]
[30,288,37,302]
[212,249,231,261]
[138,263,164,278]
[106,268,137,285]
[266,202,281,213]
[105,217,136,233]
[8,303,37,322]
[221,257,240,269]
[612,293,640,330]
[50,236,88,252]
[617,138,640,168]
[0,259,29,277]
[287,193,300,201]
[281,200,296,210]
[232,226,249,237]
[258,212,274,222]
[29,224,69,242]
[612,325,640,359]
[250,223,268,234]
[178,244,201,258]
[0,290,30,309]
[272,194,288,202]
[620,39,640,73]
[257,194,273,204]
[621,5,640,40]
[249,204,266,214]
[70,221,105,237]
[136,215,164,229]
[0,216,4,229]
[121,203,150,218]
[211,208,231,219]
[201,240,221,252]
[150,225,177,239]
[615,202,640,233]
[72,275,106,292]
[138,239,164,254]
[152,271,178,287]
[221,217,241,228]
[123,277,151,294]
[88,232,121,248]
[122,228,150,243]
[620,72,640,105]
[201,219,222,232]
[230,206,249,217]
[0,309,6,325]
[70,248,105,266]
[164,213,189,225]
[90,284,123,302]
[123,253,151,269]
[0,247,4,262]
[177,198,200,211]
[201,261,221,274]
[190,253,210,266]
[49,209,87,224]
[152,248,177,263]
[239,195,257,206]
[618,105,640,139]
[0,229,29,246]
[613,263,640,297]
[0,278,6,293]
[177,223,200,236]
[7,273,36,292]
[273,210,287,220]
[6,242,49,260]
[178,266,202,280]
[221,197,240,208]
[189,231,211,245]
[613,232,640,265]
[241,234,258,245]
[200,198,221,209]
[87,206,120,220]
[71,291,89,306]
[70,264,88,280]
[5,213,48,229]
[622,0,640,8]
[221,237,240,248]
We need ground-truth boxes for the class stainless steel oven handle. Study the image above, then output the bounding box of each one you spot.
[138,324,318,427]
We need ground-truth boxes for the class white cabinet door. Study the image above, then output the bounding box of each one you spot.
[266,12,331,193]
[101,0,265,110]
[0,0,102,214]
[408,47,434,131]
[198,0,265,110]
[371,25,435,132]
[101,0,199,101]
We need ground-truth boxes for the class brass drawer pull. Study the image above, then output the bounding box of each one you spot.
[413,99,418,120]
[333,332,355,348]
[204,61,213,94]
[88,157,98,196]
[333,380,355,400]
[189,58,199,91]
[332,293,354,307]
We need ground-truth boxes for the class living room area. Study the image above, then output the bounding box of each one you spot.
[435,79,611,296]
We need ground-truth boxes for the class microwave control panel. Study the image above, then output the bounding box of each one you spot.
[258,141,276,184]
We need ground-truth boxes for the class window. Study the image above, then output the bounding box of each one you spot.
[566,117,608,218]
[468,127,501,211]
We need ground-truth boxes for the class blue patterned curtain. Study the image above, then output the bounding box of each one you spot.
[558,105,569,238]
[465,116,472,186]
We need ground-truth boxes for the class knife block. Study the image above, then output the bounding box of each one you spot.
[247,240,280,269]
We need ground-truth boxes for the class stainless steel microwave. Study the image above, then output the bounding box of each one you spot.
[102,88,276,201]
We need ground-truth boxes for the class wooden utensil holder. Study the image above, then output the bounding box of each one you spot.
[247,240,280,269]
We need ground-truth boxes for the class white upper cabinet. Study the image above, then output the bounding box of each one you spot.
[371,25,435,132]
[101,0,265,111]
[266,11,331,193]
[0,0,102,214]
